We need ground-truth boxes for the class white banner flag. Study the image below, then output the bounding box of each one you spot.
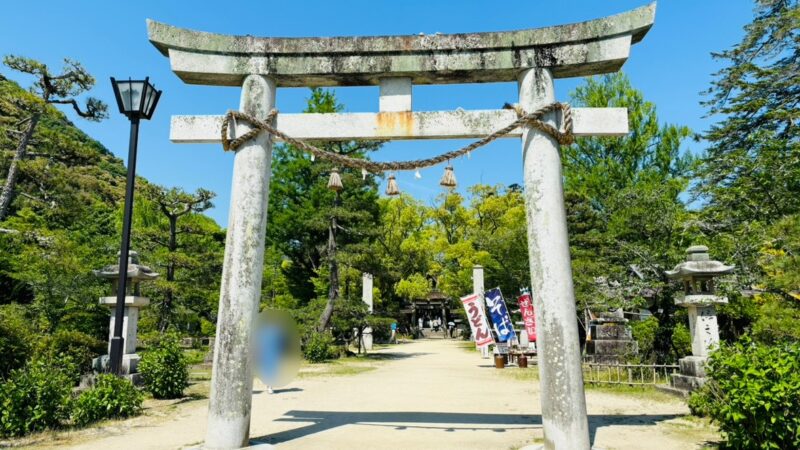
[461,293,495,347]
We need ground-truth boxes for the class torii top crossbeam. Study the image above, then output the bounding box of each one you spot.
[147,3,654,87]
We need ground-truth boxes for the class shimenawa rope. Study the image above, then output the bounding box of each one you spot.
[220,102,574,174]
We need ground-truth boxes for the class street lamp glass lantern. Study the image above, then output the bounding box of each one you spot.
[111,77,162,120]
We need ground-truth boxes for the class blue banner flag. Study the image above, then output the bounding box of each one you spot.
[485,287,517,343]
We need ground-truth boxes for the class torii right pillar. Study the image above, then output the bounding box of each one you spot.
[520,68,590,449]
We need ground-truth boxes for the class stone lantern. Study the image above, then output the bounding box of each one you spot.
[666,245,734,391]
[93,251,158,376]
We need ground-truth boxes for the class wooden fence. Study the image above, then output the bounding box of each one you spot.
[582,362,679,385]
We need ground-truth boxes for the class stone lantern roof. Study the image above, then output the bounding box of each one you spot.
[665,245,735,280]
[94,251,159,282]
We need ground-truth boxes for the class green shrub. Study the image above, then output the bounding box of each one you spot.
[57,308,108,341]
[138,334,189,399]
[303,332,336,363]
[0,359,74,437]
[367,317,397,343]
[670,322,692,358]
[136,330,161,350]
[629,316,658,362]
[38,330,106,376]
[689,339,800,449]
[200,318,216,337]
[71,374,142,427]
[0,305,32,379]
[749,296,800,344]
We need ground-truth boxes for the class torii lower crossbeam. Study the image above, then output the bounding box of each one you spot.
[171,108,628,143]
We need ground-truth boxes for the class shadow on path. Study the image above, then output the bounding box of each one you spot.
[357,352,431,361]
[250,410,682,446]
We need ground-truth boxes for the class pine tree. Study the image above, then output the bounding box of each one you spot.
[265,88,381,331]
[694,0,799,226]
[0,56,107,222]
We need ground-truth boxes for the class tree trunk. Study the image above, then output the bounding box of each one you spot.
[160,216,178,332]
[0,112,41,222]
[317,200,340,332]
[317,218,339,332]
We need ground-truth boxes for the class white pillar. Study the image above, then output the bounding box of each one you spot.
[472,265,484,296]
[362,273,374,351]
[519,68,590,450]
[206,75,276,449]
[362,273,374,312]
[472,265,490,358]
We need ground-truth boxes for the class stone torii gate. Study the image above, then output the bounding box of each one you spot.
[148,4,655,449]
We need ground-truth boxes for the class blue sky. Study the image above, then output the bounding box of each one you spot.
[1,1,754,226]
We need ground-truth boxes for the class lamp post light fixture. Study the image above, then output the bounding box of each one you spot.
[108,77,161,375]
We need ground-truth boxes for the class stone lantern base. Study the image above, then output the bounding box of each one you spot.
[92,296,149,379]
[670,355,707,392]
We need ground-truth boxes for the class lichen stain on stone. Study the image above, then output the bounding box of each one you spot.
[376,111,413,137]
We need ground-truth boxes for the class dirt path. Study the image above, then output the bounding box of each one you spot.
[36,339,716,450]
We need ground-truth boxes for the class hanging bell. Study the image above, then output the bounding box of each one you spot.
[385,175,400,196]
[327,167,343,192]
[440,165,457,188]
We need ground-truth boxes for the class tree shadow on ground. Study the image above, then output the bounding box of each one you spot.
[250,410,683,446]
[358,352,431,361]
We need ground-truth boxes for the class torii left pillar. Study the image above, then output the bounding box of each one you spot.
[206,75,275,449]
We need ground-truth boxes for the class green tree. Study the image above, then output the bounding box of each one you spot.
[469,184,529,296]
[0,56,107,222]
[134,185,223,333]
[395,273,431,301]
[563,72,696,361]
[694,0,799,226]
[265,88,381,333]
[691,1,799,341]
[564,72,693,204]
[0,75,122,338]
[372,194,433,315]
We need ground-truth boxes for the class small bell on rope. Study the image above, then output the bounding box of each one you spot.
[440,165,457,189]
[327,167,343,192]
[415,169,422,179]
[310,153,315,162]
[385,174,400,196]
[361,168,369,180]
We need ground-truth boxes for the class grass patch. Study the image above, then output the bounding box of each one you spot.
[183,349,208,365]
[188,366,212,381]
[583,383,681,402]
[456,341,481,353]
[496,366,540,382]
[296,352,391,379]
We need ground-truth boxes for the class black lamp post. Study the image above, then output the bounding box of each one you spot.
[108,77,161,375]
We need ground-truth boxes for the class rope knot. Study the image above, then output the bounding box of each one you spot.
[506,102,574,145]
[221,108,279,152]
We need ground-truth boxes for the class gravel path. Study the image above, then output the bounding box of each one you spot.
[52,339,715,450]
